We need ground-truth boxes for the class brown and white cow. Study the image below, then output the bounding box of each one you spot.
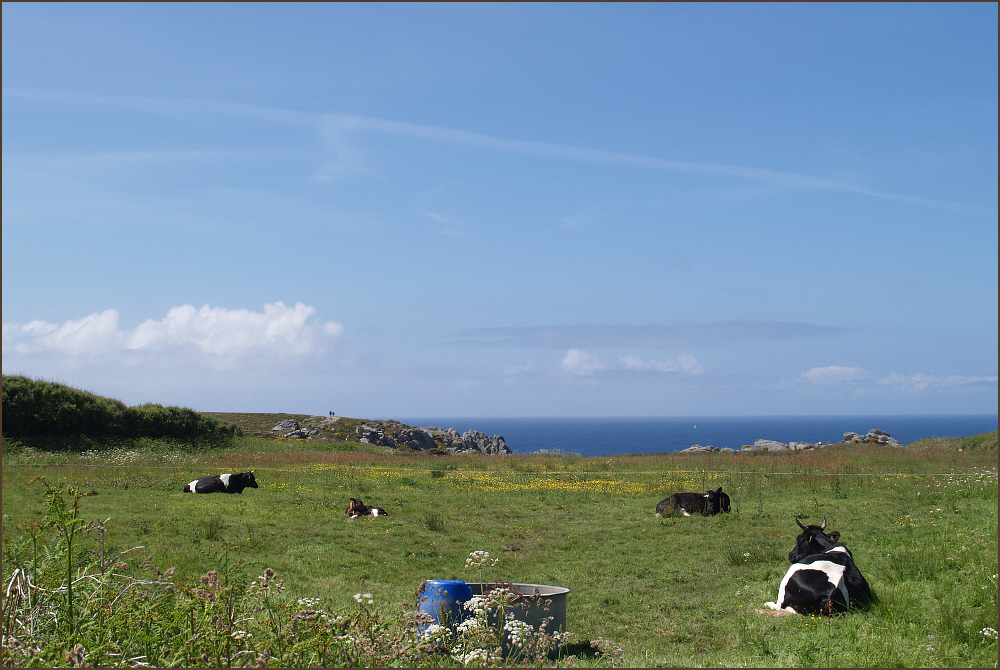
[345,497,388,518]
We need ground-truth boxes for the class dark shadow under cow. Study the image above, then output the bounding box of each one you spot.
[183,471,258,494]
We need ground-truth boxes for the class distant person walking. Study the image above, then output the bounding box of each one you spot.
[329,410,335,417]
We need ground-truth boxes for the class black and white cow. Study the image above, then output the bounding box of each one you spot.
[765,517,873,615]
[655,487,729,517]
[183,471,258,494]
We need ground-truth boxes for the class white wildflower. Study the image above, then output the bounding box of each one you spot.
[465,550,499,568]
[422,623,447,639]
[453,649,490,666]
[464,595,489,616]
[457,617,484,634]
[504,619,533,647]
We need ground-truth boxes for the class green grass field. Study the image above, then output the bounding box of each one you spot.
[2,420,997,667]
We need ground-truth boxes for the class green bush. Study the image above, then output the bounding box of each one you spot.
[1,376,238,446]
[1,375,126,437]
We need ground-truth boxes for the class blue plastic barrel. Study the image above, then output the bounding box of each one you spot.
[418,579,473,628]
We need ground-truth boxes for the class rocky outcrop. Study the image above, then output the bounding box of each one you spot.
[447,429,512,455]
[742,439,792,452]
[270,419,320,439]
[355,422,511,455]
[685,428,904,453]
[737,439,814,452]
[842,429,903,447]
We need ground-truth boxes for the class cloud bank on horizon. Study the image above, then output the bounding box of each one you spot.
[2,4,996,417]
[3,302,342,364]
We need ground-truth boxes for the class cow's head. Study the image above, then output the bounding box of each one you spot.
[347,498,368,515]
[244,471,259,488]
[718,490,731,513]
[789,517,843,562]
[705,487,724,515]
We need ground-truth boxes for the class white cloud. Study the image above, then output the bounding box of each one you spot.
[7,90,986,215]
[503,360,536,376]
[796,366,997,394]
[323,321,345,337]
[4,309,123,356]
[876,372,998,391]
[456,319,846,348]
[801,365,873,384]
[619,354,703,374]
[4,302,343,365]
[561,349,608,376]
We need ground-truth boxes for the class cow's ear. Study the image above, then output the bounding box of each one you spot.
[829,531,840,541]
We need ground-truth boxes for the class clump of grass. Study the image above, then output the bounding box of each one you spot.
[724,544,782,566]
[203,515,224,541]
[423,512,445,532]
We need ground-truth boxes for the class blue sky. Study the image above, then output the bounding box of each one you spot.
[3,3,997,418]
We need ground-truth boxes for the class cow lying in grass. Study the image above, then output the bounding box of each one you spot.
[345,497,388,518]
[765,517,873,615]
[183,471,258,494]
[655,487,730,516]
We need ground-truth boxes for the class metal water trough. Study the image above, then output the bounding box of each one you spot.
[466,582,570,633]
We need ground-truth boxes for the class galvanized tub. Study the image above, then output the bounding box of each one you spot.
[466,582,569,633]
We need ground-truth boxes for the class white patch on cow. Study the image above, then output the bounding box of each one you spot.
[807,559,850,606]
[772,558,849,611]
[219,473,232,490]
[682,510,692,517]
[371,508,380,517]
[828,546,848,554]
[186,479,199,493]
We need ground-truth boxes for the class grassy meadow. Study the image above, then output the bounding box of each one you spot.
[2,418,997,667]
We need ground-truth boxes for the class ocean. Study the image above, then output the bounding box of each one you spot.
[394,415,998,457]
